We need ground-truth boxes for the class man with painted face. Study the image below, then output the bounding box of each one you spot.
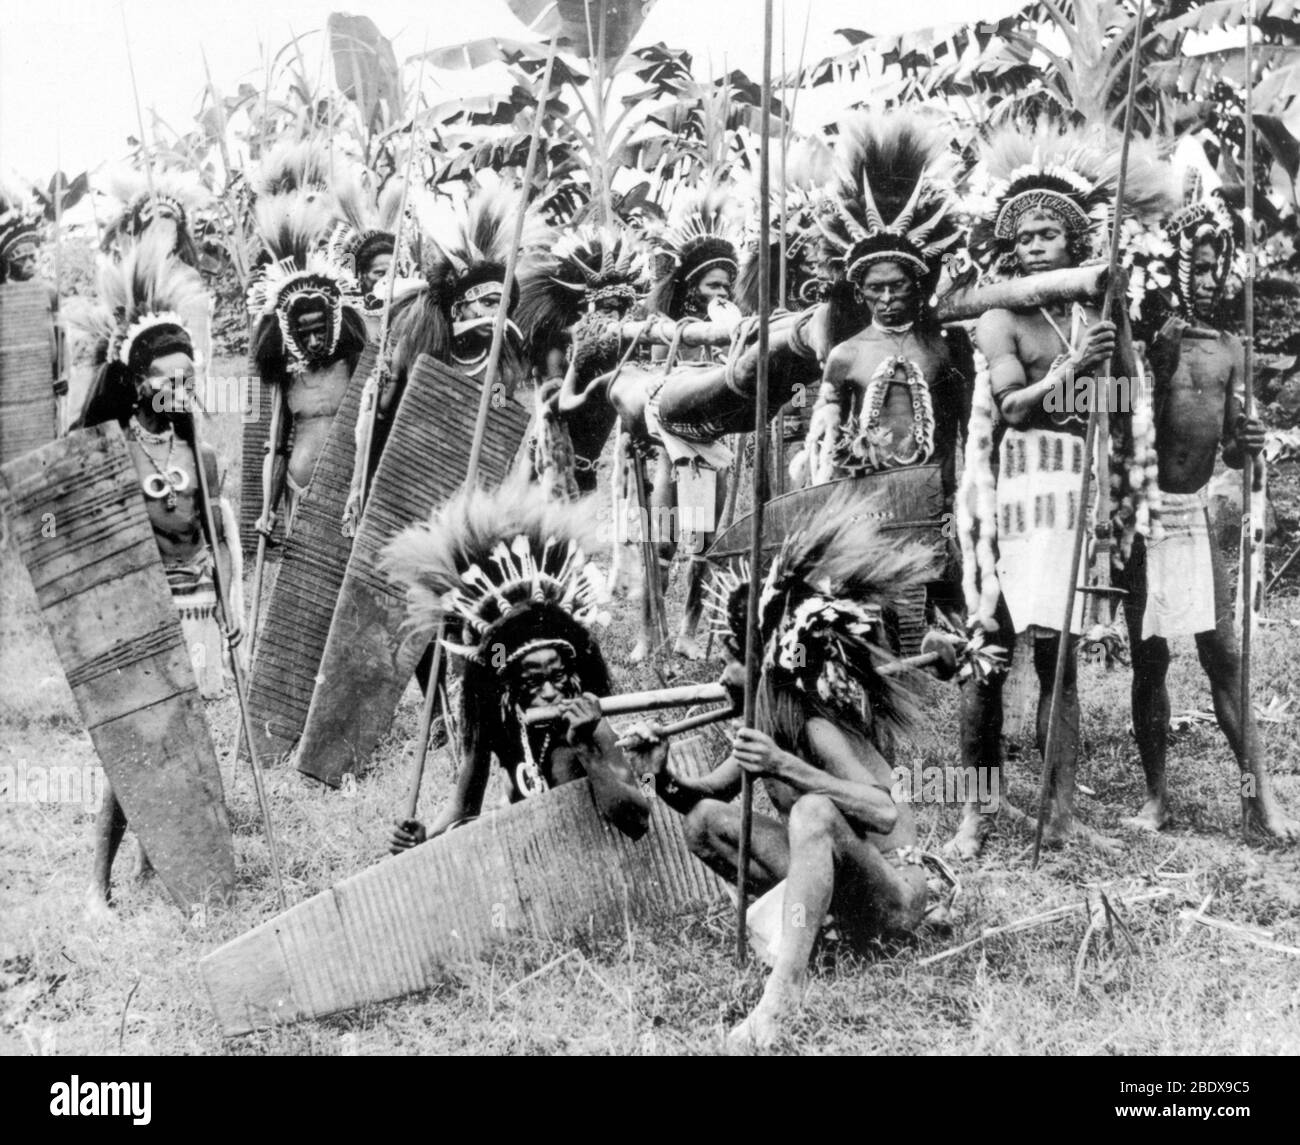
[71,235,243,911]
[1117,187,1298,841]
[381,479,650,851]
[248,195,367,535]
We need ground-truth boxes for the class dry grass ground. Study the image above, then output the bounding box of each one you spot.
[3,358,1300,1055]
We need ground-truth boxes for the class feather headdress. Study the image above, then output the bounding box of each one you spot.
[247,193,362,375]
[68,231,208,426]
[515,223,648,367]
[970,122,1171,279]
[324,169,413,282]
[251,139,334,201]
[815,113,962,293]
[98,166,211,267]
[647,185,743,318]
[388,181,550,378]
[382,475,612,790]
[0,180,43,272]
[704,486,934,746]
[1164,172,1240,319]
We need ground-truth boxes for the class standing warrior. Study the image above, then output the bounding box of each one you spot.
[802,114,966,495]
[1120,184,1298,839]
[382,477,650,850]
[1,181,67,426]
[950,125,1166,856]
[517,224,648,500]
[624,493,935,1050]
[248,194,367,535]
[69,233,242,908]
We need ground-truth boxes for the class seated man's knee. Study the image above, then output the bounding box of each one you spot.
[788,792,839,841]
[683,800,726,857]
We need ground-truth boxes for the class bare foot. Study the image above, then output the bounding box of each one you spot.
[943,811,994,860]
[82,886,116,926]
[673,632,704,661]
[1041,815,1122,857]
[1121,798,1170,834]
[1242,797,1300,843]
[726,991,795,1054]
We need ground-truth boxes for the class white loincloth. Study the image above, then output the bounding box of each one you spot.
[994,427,1090,636]
[167,557,225,699]
[1142,489,1216,640]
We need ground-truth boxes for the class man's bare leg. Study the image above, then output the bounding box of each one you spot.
[674,470,728,659]
[1032,632,1084,847]
[947,670,1005,859]
[1121,598,1173,832]
[1196,629,1300,840]
[85,788,128,920]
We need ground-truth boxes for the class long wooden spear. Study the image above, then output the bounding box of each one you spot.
[119,1,157,212]
[1240,0,1262,830]
[1031,0,1147,869]
[735,0,775,965]
[402,34,561,826]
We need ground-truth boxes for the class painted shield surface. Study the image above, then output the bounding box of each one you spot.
[200,736,724,1035]
[0,281,58,466]
[1,424,235,911]
[295,355,531,787]
[243,344,377,761]
[708,466,948,654]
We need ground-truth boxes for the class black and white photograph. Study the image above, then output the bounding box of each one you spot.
[2,0,1299,1071]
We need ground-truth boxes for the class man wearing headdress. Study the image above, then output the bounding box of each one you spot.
[69,233,242,910]
[1,181,67,424]
[381,478,650,849]
[801,115,966,495]
[248,190,367,536]
[1118,184,1298,840]
[623,491,935,1050]
[949,125,1165,857]
[324,169,414,335]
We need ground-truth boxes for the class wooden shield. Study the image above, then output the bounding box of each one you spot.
[200,736,724,1035]
[296,355,531,786]
[0,281,57,467]
[1,425,235,911]
[709,466,948,655]
[244,344,377,761]
[238,369,283,562]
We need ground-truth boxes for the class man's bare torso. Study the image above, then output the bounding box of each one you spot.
[1153,328,1239,495]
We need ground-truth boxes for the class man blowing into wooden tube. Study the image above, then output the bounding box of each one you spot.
[382,478,650,851]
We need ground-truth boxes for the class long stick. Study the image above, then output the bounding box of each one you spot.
[402,34,560,822]
[245,386,283,659]
[353,35,429,513]
[736,0,775,965]
[200,47,251,292]
[463,34,559,490]
[527,682,732,725]
[1031,0,1146,868]
[1240,0,1260,825]
[119,1,157,210]
[186,403,287,910]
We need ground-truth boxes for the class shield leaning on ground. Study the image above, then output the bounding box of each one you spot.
[0,281,58,467]
[296,354,531,787]
[708,465,948,655]
[200,735,724,1035]
[243,343,377,761]
[0,424,235,911]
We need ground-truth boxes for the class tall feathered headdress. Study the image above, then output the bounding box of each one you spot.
[0,180,43,273]
[382,475,612,791]
[969,122,1171,279]
[1165,171,1240,319]
[815,114,962,293]
[251,139,334,201]
[704,487,933,747]
[388,181,550,378]
[647,186,743,318]
[515,223,648,371]
[247,193,361,375]
[98,166,211,267]
[68,231,208,427]
[324,169,413,283]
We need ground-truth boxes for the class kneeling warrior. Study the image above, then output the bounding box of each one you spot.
[248,193,367,535]
[383,478,651,850]
[70,233,243,907]
[625,492,936,1051]
[1120,180,1298,840]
